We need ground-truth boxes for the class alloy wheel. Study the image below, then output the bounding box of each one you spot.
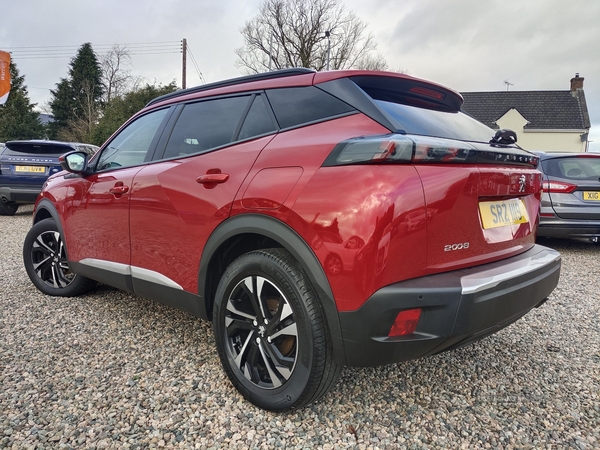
[30,230,75,289]
[224,275,298,389]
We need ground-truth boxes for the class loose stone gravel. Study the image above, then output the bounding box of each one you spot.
[1,206,599,449]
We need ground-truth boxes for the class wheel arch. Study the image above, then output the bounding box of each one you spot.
[32,199,61,225]
[198,214,346,364]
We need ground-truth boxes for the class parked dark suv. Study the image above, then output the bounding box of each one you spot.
[0,140,98,215]
[23,69,560,411]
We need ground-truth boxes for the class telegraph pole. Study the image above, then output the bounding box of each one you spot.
[182,38,187,89]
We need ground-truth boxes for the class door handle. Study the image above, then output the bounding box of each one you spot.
[196,173,229,184]
[109,182,129,195]
[196,173,230,186]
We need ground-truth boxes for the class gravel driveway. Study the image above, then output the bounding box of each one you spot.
[1,206,598,449]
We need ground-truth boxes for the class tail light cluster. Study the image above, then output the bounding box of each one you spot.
[542,180,577,193]
[322,134,539,167]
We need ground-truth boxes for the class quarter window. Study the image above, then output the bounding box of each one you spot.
[266,87,355,129]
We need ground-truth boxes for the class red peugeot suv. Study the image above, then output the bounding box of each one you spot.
[23,69,560,411]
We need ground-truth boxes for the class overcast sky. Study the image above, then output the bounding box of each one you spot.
[2,0,599,150]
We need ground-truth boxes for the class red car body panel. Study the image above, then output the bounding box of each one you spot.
[292,163,428,311]
[129,137,272,292]
[58,167,142,265]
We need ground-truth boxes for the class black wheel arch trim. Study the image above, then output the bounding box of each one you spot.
[32,199,67,240]
[198,213,346,364]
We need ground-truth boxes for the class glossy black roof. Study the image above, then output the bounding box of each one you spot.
[146,68,316,107]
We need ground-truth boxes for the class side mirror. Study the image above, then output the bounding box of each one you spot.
[59,151,89,173]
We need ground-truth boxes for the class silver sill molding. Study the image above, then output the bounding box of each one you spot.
[79,258,183,290]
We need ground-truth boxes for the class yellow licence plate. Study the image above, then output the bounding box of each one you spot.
[583,191,600,201]
[479,199,529,229]
[15,165,45,173]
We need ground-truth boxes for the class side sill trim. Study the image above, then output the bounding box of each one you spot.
[79,258,183,290]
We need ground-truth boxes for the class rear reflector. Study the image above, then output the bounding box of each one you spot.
[389,308,422,337]
[542,180,577,193]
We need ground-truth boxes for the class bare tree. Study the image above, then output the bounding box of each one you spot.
[100,45,141,103]
[235,0,388,73]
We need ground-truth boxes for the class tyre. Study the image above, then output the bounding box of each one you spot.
[213,248,342,411]
[0,202,18,216]
[23,218,97,296]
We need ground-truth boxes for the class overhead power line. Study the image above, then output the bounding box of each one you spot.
[186,44,205,85]
[5,41,182,60]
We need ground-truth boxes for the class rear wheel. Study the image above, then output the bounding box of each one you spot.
[0,202,18,216]
[213,248,342,411]
[23,219,97,296]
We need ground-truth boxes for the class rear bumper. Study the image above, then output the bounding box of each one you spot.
[0,185,41,204]
[339,244,561,367]
[538,218,600,238]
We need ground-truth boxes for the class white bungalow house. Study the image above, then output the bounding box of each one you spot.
[461,74,591,152]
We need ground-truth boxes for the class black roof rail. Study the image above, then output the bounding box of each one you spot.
[145,68,316,107]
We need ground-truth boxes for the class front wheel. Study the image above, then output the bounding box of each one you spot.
[23,218,97,296]
[213,248,342,411]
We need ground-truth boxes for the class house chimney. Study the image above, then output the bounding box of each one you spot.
[570,73,584,91]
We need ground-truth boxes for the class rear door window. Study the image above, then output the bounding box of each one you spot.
[238,95,277,141]
[162,96,252,159]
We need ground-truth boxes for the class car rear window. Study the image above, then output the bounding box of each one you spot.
[374,100,495,143]
[4,143,73,157]
[542,157,600,180]
[345,75,494,142]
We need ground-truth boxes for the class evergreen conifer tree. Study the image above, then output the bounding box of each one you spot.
[0,61,45,141]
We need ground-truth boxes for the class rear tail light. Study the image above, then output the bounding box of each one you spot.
[542,180,577,193]
[389,308,422,337]
[323,134,539,167]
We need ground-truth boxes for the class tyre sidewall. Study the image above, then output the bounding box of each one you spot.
[213,251,317,411]
[23,219,93,297]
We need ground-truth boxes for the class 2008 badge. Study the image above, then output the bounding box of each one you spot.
[444,242,470,252]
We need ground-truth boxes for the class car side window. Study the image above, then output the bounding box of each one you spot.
[96,108,169,171]
[265,86,355,130]
[162,96,251,159]
[238,95,277,141]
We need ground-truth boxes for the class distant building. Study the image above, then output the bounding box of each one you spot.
[461,74,591,152]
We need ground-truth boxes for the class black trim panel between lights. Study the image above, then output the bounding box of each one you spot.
[146,68,316,107]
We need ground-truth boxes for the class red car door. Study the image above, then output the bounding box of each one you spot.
[129,137,273,294]
[127,94,277,295]
[61,108,171,288]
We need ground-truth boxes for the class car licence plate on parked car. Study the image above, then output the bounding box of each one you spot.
[15,166,45,173]
[479,198,529,229]
[582,191,600,201]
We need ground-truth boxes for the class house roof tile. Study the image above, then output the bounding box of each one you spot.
[460,90,590,130]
